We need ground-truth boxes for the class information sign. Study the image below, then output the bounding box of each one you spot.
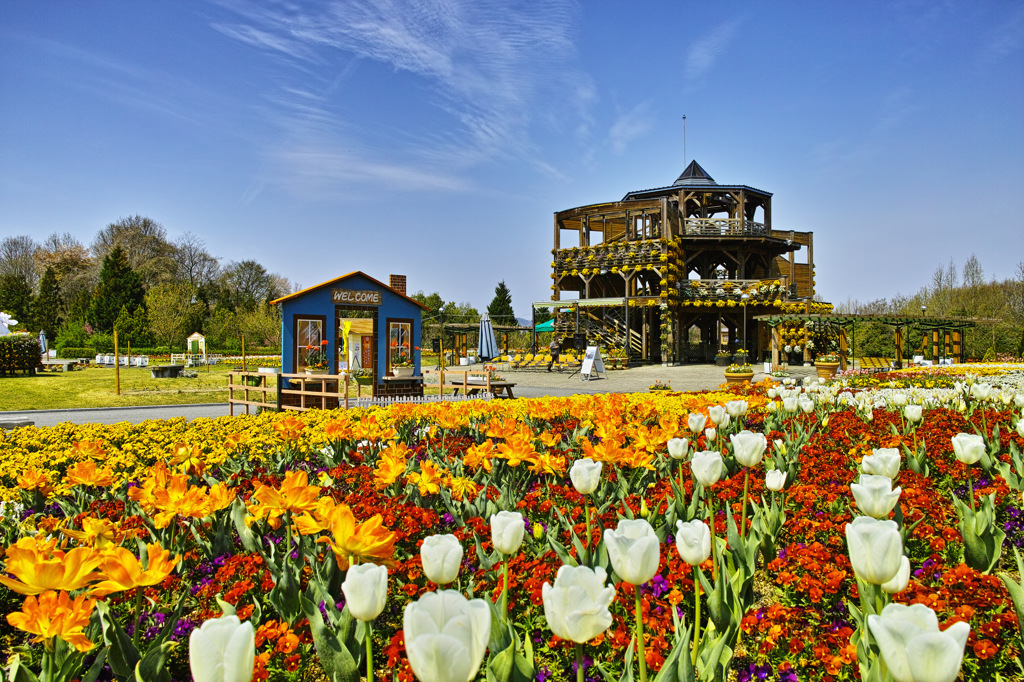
[580,346,605,380]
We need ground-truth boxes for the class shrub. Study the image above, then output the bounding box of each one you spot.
[0,333,42,375]
[56,346,95,359]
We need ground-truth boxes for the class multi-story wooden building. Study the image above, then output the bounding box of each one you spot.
[543,160,823,364]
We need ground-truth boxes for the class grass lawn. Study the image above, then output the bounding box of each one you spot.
[0,365,234,411]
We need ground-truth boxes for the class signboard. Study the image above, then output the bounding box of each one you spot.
[331,289,382,305]
[580,346,605,380]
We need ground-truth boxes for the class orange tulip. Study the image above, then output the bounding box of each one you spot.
[90,543,181,596]
[168,442,206,476]
[0,536,101,595]
[272,415,306,442]
[71,440,106,459]
[406,460,443,496]
[7,590,96,652]
[61,517,123,549]
[17,467,52,494]
[247,470,321,529]
[65,460,116,488]
[318,504,396,570]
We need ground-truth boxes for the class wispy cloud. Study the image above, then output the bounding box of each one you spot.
[685,20,740,81]
[212,0,592,196]
[608,102,655,154]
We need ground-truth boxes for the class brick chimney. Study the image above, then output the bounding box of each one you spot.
[389,274,407,296]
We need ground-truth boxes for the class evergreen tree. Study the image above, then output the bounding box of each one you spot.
[113,305,151,347]
[486,281,516,326]
[90,246,144,332]
[32,266,63,339]
[0,272,34,330]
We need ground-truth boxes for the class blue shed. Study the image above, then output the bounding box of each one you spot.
[271,272,428,398]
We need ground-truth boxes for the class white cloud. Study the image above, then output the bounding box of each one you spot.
[685,20,740,81]
[608,102,655,154]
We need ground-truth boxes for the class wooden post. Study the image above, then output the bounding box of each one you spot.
[952,330,962,363]
[228,373,234,416]
[241,335,247,373]
[126,340,131,369]
[893,327,904,369]
[771,326,780,371]
[113,330,120,395]
[344,372,350,409]
[839,328,849,371]
[932,330,940,363]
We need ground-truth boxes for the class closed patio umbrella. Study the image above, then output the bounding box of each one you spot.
[478,313,499,361]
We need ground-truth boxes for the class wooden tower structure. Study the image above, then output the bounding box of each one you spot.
[542,160,821,364]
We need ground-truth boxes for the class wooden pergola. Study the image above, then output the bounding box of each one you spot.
[753,313,980,371]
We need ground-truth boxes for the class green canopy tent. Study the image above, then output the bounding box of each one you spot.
[534,319,554,332]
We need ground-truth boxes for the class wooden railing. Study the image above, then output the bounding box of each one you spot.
[227,371,358,415]
[683,219,768,237]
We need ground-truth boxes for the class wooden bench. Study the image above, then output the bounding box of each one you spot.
[857,357,894,372]
[150,364,186,379]
[40,359,77,372]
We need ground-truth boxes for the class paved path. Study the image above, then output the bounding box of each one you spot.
[1,363,818,427]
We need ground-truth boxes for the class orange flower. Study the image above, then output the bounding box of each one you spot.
[495,434,536,467]
[225,432,249,449]
[0,536,101,595]
[462,439,495,472]
[444,476,478,501]
[130,469,218,528]
[247,470,321,529]
[374,445,408,489]
[318,504,397,570]
[64,460,116,488]
[7,590,96,652]
[71,440,106,459]
[168,442,206,476]
[406,460,443,496]
[272,415,306,441]
[17,467,52,494]
[61,517,123,549]
[90,542,181,596]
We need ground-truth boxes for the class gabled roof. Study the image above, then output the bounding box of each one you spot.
[269,271,430,310]
[673,159,715,185]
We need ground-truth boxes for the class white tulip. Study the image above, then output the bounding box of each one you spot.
[862,448,901,479]
[674,519,711,566]
[691,450,724,487]
[950,433,985,465]
[421,534,463,585]
[490,511,525,556]
[603,519,660,585]
[782,396,799,414]
[766,401,778,413]
[971,383,992,401]
[1017,418,1024,439]
[903,404,923,423]
[725,400,748,418]
[708,405,729,427]
[730,430,767,468]
[341,564,388,621]
[891,393,908,407]
[867,603,970,682]
[799,397,815,414]
[1014,394,1024,408]
[845,516,903,585]
[404,590,490,682]
[850,474,902,519]
[881,555,911,595]
[765,469,787,492]
[687,413,707,433]
[704,427,717,442]
[189,615,255,682]
[767,388,778,399]
[542,565,615,643]
[569,457,602,495]
[667,438,689,460]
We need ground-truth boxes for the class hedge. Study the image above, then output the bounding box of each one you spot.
[0,333,42,375]
[56,346,95,359]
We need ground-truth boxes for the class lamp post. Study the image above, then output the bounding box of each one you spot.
[741,293,750,353]
[921,305,927,317]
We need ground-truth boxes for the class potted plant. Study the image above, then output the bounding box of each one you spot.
[391,350,415,377]
[815,352,841,380]
[724,362,754,385]
[732,347,749,364]
[352,368,374,386]
[715,350,732,367]
[303,341,330,374]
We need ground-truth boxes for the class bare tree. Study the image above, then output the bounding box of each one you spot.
[172,232,220,289]
[0,235,40,292]
[962,254,984,289]
[92,215,177,288]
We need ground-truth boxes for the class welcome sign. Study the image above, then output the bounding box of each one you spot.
[331,289,382,305]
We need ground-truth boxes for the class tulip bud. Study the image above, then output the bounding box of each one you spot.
[542,565,615,643]
[533,522,544,540]
[704,427,717,442]
[691,450,723,488]
[850,474,902,519]
[765,469,787,492]
[867,603,969,682]
[569,457,602,495]
[404,590,490,682]
[880,555,910,595]
[667,438,689,460]
[1014,394,1024,408]
[674,519,711,566]
[603,519,659,585]
[490,510,525,555]
[862,448,901,479]
[687,413,707,433]
[640,498,650,518]
[951,433,985,465]
[773,438,786,454]
[421,534,463,585]
[189,615,255,682]
[341,564,388,621]
[845,516,903,585]
[903,405,922,423]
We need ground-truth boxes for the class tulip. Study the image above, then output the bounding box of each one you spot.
[891,393,908,407]
[904,404,922,423]
[845,516,903,585]
[341,563,388,621]
[862,448,901,479]
[691,450,723,488]
[490,511,524,556]
[708,405,729,428]
[725,400,748,418]
[404,590,490,682]
[881,555,910,594]
[569,458,602,495]
[782,396,798,414]
[951,433,985,465]
[850,474,902,519]
[971,383,992,400]
[674,519,711,566]
[798,397,814,414]
[730,430,767,468]
[542,565,615,643]
[667,438,689,460]
[867,603,970,682]
[687,413,706,433]
[420,534,463,586]
[704,427,717,442]
[1018,418,1024,439]
[767,388,777,399]
[765,469,787,492]
[189,615,255,682]
[533,522,544,540]
[604,519,660,586]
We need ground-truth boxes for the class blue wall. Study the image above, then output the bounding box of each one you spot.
[278,273,422,384]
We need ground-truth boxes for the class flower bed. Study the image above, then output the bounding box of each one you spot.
[1,370,1023,681]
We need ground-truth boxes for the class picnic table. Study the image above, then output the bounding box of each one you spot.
[150,364,186,379]
[40,359,77,372]
[451,380,517,399]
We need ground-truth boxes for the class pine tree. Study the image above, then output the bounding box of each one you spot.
[0,272,34,330]
[90,246,145,332]
[486,281,516,326]
[32,266,62,339]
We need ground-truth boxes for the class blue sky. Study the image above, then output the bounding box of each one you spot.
[2,1,1022,318]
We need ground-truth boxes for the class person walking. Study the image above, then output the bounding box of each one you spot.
[546,336,561,372]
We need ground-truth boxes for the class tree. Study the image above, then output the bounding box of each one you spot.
[90,246,145,332]
[173,232,220,290]
[220,260,275,311]
[146,283,206,352]
[92,215,177,288]
[0,272,33,329]
[113,305,151,347]
[37,233,95,321]
[238,304,282,348]
[0,236,40,292]
[32,267,62,339]
[487,281,516,326]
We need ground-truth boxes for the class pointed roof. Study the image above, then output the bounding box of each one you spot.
[269,270,429,309]
[673,159,716,186]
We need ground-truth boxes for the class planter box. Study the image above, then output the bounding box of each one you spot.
[816,362,840,380]
[716,356,731,367]
[724,371,754,386]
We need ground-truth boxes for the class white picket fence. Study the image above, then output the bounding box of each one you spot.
[350,392,493,409]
